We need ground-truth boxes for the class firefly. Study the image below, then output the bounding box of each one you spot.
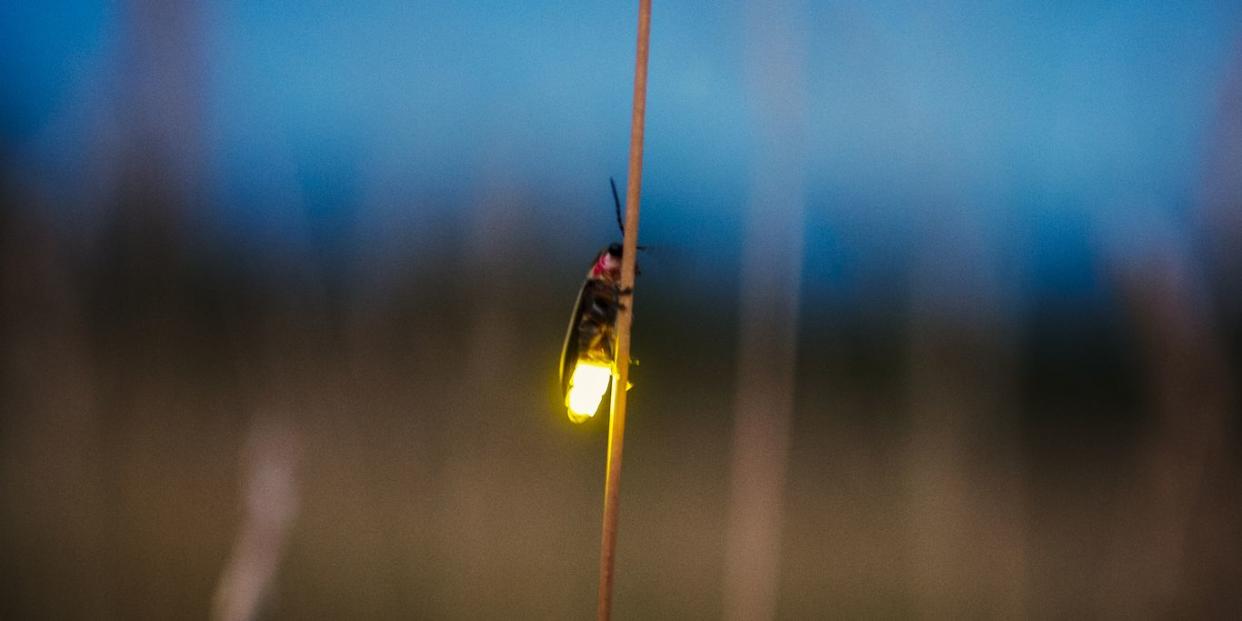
[559,180,637,422]
[560,242,629,422]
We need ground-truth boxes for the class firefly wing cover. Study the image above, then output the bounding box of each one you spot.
[560,279,591,398]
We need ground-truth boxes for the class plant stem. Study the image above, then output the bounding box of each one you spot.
[597,0,651,618]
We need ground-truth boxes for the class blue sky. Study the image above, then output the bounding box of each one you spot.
[3,1,1240,301]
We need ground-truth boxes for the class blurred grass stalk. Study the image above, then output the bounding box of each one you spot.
[1104,244,1235,616]
[1092,42,1242,615]
[211,421,302,621]
[905,211,1027,616]
[721,1,807,619]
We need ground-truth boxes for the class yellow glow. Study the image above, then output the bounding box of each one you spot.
[566,361,612,423]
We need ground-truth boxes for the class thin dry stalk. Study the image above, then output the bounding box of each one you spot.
[596,0,652,618]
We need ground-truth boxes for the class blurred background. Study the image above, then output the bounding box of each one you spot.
[3,0,1241,618]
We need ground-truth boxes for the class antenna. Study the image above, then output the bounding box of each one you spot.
[610,177,624,235]
[611,176,647,255]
